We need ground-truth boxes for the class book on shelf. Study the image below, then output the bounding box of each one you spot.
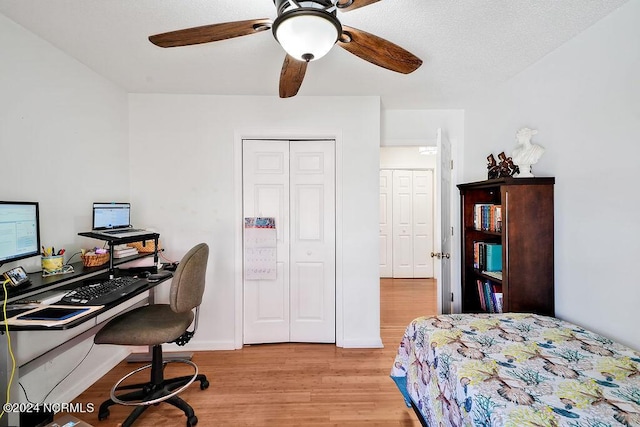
[476,279,503,313]
[473,242,502,272]
[473,203,502,232]
[494,292,503,313]
[113,247,139,258]
[483,271,503,281]
[484,243,502,271]
[477,280,486,311]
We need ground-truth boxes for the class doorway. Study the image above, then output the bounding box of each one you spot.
[379,147,437,279]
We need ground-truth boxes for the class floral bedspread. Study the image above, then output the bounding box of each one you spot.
[390,313,640,427]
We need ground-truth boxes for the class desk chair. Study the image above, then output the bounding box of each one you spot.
[94,243,209,427]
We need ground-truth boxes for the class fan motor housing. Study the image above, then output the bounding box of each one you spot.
[274,0,337,16]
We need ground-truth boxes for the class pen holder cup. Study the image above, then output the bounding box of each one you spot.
[42,255,64,274]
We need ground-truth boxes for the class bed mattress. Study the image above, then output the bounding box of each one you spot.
[391,313,640,426]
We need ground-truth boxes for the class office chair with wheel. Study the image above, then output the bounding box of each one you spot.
[94,243,210,427]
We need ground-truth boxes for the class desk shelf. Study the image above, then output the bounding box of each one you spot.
[78,231,160,276]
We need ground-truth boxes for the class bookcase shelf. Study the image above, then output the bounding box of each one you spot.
[458,177,555,316]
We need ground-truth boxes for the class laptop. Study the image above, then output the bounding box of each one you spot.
[91,202,150,238]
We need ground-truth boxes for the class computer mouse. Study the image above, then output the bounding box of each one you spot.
[147,271,172,282]
[139,271,151,278]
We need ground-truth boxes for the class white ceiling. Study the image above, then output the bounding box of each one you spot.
[0,0,628,109]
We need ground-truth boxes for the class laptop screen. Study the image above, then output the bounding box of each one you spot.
[93,203,131,230]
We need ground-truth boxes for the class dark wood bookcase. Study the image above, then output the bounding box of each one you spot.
[457,177,555,316]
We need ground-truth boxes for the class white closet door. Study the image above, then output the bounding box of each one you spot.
[391,169,435,278]
[379,170,393,277]
[412,170,434,278]
[243,139,335,344]
[289,140,335,343]
[392,170,414,278]
[243,140,290,344]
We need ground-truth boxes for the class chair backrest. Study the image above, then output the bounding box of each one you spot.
[170,243,209,313]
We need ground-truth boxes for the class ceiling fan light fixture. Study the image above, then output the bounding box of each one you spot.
[273,9,342,62]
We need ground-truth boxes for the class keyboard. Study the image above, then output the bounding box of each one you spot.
[60,276,149,306]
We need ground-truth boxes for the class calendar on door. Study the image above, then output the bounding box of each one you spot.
[244,217,277,280]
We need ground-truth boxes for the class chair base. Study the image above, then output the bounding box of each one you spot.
[97,345,209,427]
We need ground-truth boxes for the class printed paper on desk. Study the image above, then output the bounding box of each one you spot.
[244,217,277,280]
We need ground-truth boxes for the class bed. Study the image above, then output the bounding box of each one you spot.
[391,313,640,427]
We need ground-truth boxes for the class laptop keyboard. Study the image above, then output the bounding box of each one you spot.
[104,228,145,234]
[60,276,148,305]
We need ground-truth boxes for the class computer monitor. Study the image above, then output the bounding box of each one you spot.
[0,201,41,266]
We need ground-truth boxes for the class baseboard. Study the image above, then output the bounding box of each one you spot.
[131,340,237,353]
[341,337,384,348]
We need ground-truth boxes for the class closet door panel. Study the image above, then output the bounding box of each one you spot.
[413,170,434,278]
[392,170,414,278]
[289,140,335,343]
[243,140,290,344]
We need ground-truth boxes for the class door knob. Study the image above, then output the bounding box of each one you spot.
[430,252,442,259]
[443,253,451,259]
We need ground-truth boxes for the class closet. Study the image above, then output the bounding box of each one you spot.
[380,169,434,278]
[242,139,335,344]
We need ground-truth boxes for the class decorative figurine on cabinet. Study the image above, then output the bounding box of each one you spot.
[487,152,519,179]
[487,154,500,179]
[512,127,545,177]
[498,151,519,177]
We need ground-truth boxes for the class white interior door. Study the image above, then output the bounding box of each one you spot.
[243,139,335,344]
[379,170,393,277]
[436,129,453,314]
[392,170,414,278]
[243,140,290,344]
[289,141,335,343]
[392,169,434,278]
[412,170,434,278]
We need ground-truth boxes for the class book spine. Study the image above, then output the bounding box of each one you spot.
[483,281,494,313]
[473,242,479,269]
[485,244,503,272]
[494,206,502,232]
[477,279,486,311]
[494,292,503,313]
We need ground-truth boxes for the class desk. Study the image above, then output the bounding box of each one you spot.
[1,261,172,426]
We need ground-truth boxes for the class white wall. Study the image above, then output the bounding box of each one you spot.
[463,1,639,349]
[382,109,464,147]
[380,146,436,170]
[0,13,131,404]
[0,14,131,267]
[128,94,382,349]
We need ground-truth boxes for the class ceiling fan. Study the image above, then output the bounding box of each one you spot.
[148,0,423,98]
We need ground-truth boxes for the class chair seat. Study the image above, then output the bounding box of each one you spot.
[95,304,194,346]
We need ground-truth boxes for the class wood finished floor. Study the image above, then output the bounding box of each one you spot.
[63,278,436,426]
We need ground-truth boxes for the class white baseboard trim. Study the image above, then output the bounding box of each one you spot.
[341,337,384,348]
[131,340,237,353]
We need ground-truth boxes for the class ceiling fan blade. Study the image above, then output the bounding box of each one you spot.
[336,0,381,12]
[279,55,308,98]
[338,26,422,74]
[149,19,272,48]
